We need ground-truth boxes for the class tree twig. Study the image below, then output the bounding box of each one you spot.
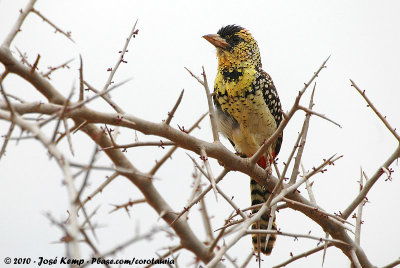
[171,168,229,226]
[200,147,218,199]
[2,0,37,47]
[0,109,80,259]
[149,112,208,175]
[355,167,365,246]
[185,66,219,142]
[342,145,400,219]
[32,8,74,42]
[109,198,146,214]
[289,83,316,184]
[79,173,119,210]
[246,229,348,246]
[350,79,400,143]
[42,58,73,79]
[165,89,184,125]
[102,19,138,92]
[272,243,333,268]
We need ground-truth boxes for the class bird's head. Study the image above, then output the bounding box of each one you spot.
[203,25,261,70]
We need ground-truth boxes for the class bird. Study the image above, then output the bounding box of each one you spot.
[203,25,283,256]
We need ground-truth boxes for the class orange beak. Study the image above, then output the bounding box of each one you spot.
[202,34,229,49]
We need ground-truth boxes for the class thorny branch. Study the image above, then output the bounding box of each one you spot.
[350,79,400,143]
[0,109,80,260]
[165,89,184,125]
[185,66,220,142]
[1,3,399,268]
[103,19,138,92]
[2,0,37,48]
[31,8,74,42]
[272,243,333,268]
[288,83,316,184]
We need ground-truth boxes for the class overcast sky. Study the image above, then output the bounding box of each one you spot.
[1,1,400,267]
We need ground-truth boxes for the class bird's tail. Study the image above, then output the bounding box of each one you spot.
[250,156,277,255]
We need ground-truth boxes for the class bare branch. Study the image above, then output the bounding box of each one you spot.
[289,83,316,184]
[239,250,254,268]
[200,197,214,242]
[0,122,15,160]
[381,258,400,268]
[165,89,184,125]
[80,228,161,268]
[2,0,37,47]
[321,232,329,266]
[350,249,362,268]
[188,153,246,219]
[0,71,8,84]
[272,243,333,268]
[185,66,219,142]
[350,79,400,143]
[181,166,203,223]
[38,79,130,129]
[171,169,229,226]
[272,155,341,207]
[247,229,348,246]
[0,83,16,159]
[104,125,117,147]
[145,245,183,268]
[283,198,354,232]
[109,198,146,214]
[62,117,74,156]
[149,112,208,175]
[79,172,119,210]
[0,109,80,259]
[83,80,125,114]
[280,120,307,181]
[190,169,214,242]
[298,105,341,128]
[102,140,175,151]
[75,146,99,204]
[355,167,365,245]
[264,204,277,254]
[4,93,25,103]
[342,145,400,219]
[79,229,108,268]
[80,205,100,230]
[41,58,74,79]
[303,164,317,205]
[79,55,84,101]
[102,19,138,92]
[72,120,88,134]
[50,86,74,144]
[208,215,230,253]
[30,54,40,74]
[31,8,74,42]
[200,147,218,199]
[224,253,239,268]
[0,83,17,118]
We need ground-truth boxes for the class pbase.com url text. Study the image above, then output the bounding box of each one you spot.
[92,257,174,266]
[33,257,174,266]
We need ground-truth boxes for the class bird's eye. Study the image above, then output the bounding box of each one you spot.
[232,35,241,42]
[228,35,242,46]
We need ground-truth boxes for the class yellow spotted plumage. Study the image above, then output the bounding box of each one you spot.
[204,25,283,255]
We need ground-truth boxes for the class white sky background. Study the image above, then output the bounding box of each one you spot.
[0,0,400,267]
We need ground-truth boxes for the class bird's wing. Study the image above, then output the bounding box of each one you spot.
[259,69,283,156]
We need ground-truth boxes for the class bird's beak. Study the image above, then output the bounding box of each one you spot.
[202,34,229,49]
